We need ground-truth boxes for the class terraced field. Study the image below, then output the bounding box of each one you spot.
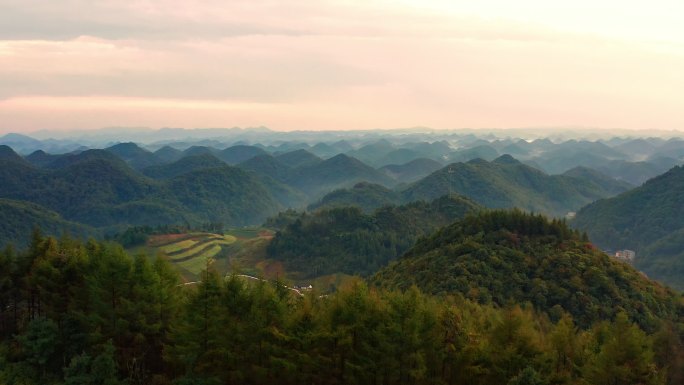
[135,227,352,293]
[137,228,275,281]
[145,232,238,279]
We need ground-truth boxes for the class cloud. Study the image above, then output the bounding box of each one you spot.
[0,0,683,131]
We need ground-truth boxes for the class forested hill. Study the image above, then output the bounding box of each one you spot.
[0,148,284,233]
[1,230,682,384]
[266,194,480,277]
[308,182,400,212]
[401,155,631,216]
[0,199,95,247]
[371,210,683,330]
[573,165,684,290]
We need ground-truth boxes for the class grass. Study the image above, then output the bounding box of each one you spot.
[160,239,198,254]
[176,244,223,274]
[131,228,348,292]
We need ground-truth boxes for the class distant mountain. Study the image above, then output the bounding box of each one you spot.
[595,159,677,186]
[43,149,125,169]
[562,166,634,194]
[0,133,45,154]
[167,166,281,226]
[0,144,29,164]
[154,145,184,163]
[0,147,287,231]
[448,145,499,162]
[142,154,226,179]
[371,141,451,167]
[290,153,395,197]
[615,138,659,158]
[573,165,684,290]
[274,149,322,168]
[217,145,268,164]
[345,139,396,166]
[308,142,340,158]
[237,154,293,183]
[0,198,95,247]
[371,210,681,330]
[267,194,480,277]
[308,182,400,212]
[25,150,65,168]
[182,145,218,157]
[379,158,443,184]
[105,142,161,170]
[402,155,630,216]
[375,148,424,167]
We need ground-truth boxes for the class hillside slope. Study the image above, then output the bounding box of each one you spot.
[402,155,631,216]
[574,165,684,289]
[371,210,682,330]
[267,194,480,277]
[0,198,96,247]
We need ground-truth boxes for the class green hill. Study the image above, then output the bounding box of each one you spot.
[167,166,281,226]
[142,153,226,179]
[267,194,480,278]
[561,166,634,193]
[308,182,400,212]
[0,147,287,230]
[574,165,684,290]
[217,144,268,164]
[237,154,294,183]
[0,144,30,164]
[0,198,96,247]
[371,210,682,330]
[105,142,161,170]
[379,157,443,183]
[274,149,322,168]
[290,153,396,197]
[153,145,184,163]
[402,155,631,216]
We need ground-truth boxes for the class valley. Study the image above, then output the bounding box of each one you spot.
[1,128,684,384]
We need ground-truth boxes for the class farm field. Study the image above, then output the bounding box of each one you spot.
[129,227,357,293]
[132,228,275,281]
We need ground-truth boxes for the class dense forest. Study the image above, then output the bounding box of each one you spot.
[372,210,683,331]
[1,231,683,385]
[401,155,631,217]
[266,195,480,277]
[573,165,684,290]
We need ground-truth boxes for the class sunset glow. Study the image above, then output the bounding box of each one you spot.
[1,0,683,132]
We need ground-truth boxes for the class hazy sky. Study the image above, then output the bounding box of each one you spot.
[1,0,683,132]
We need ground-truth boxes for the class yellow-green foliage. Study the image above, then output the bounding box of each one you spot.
[176,244,223,274]
[160,239,198,254]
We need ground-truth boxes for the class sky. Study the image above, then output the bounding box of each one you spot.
[0,0,683,133]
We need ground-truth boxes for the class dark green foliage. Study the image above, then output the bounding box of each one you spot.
[274,149,322,168]
[562,166,634,194]
[402,155,632,216]
[238,154,294,183]
[0,198,95,248]
[290,154,396,197]
[0,151,287,238]
[371,210,683,331]
[168,166,281,226]
[379,157,444,184]
[217,145,268,164]
[105,142,161,170]
[142,153,226,179]
[25,150,65,168]
[0,144,30,164]
[308,182,400,212]
[574,165,684,290]
[267,195,480,277]
[0,232,681,385]
[153,145,184,163]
